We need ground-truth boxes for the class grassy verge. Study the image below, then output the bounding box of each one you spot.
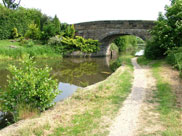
[7,55,133,136]
[138,57,182,136]
[50,55,133,136]
[0,40,61,59]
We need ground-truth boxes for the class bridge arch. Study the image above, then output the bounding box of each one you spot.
[74,20,155,56]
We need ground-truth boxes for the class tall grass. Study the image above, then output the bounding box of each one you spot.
[0,40,61,59]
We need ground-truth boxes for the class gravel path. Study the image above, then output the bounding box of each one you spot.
[109,58,150,136]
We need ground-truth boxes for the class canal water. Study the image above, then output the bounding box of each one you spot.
[0,57,115,129]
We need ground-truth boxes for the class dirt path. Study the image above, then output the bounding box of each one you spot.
[109,58,154,136]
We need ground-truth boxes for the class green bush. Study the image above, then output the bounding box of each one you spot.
[11,27,19,39]
[25,23,40,40]
[48,36,64,53]
[0,5,43,39]
[0,57,60,115]
[110,57,122,71]
[48,35,100,54]
[167,47,182,76]
[41,22,57,42]
[48,35,62,46]
[61,36,100,53]
[64,24,75,38]
[147,0,182,58]
[144,40,165,59]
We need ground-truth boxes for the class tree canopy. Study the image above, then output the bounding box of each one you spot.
[2,0,21,9]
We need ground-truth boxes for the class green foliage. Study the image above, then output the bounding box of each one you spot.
[144,40,165,59]
[114,35,139,52]
[48,35,100,54]
[53,15,61,34]
[41,22,57,42]
[48,36,64,53]
[26,39,35,48]
[167,47,182,76]
[0,5,42,39]
[110,57,122,71]
[0,40,60,59]
[18,36,27,46]
[48,36,62,46]
[146,0,182,58]
[61,36,100,53]
[0,57,59,115]
[110,43,119,52]
[64,24,75,38]
[11,27,19,39]
[25,23,40,40]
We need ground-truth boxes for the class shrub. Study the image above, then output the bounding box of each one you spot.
[64,24,75,38]
[0,57,60,116]
[48,36,64,53]
[167,47,182,77]
[61,36,100,53]
[41,22,57,42]
[11,28,19,39]
[53,15,61,35]
[0,5,43,40]
[110,57,122,71]
[147,0,182,58]
[48,35,62,46]
[144,40,165,59]
[25,23,40,40]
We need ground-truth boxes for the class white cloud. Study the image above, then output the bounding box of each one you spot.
[19,0,171,24]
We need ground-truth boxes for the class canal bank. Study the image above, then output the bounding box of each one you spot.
[0,55,133,136]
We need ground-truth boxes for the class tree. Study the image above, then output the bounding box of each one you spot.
[2,0,21,9]
[53,15,61,34]
[145,0,182,59]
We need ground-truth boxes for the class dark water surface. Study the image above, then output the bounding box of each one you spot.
[0,57,114,100]
[0,57,115,129]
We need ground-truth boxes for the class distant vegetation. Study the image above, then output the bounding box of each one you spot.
[144,0,182,76]
[110,35,145,56]
[0,3,100,58]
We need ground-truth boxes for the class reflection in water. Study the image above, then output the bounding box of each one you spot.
[54,82,80,102]
[0,57,116,129]
[0,57,113,90]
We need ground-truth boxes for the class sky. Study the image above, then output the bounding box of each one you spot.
[11,0,171,24]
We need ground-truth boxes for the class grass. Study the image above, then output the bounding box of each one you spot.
[0,40,61,59]
[16,104,40,121]
[48,55,133,136]
[137,56,182,136]
[12,55,134,136]
[17,122,51,136]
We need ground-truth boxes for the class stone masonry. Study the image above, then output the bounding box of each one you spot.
[74,20,155,56]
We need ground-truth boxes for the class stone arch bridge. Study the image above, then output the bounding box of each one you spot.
[74,20,155,56]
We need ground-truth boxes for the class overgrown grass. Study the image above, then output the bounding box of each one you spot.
[14,55,133,136]
[0,40,61,59]
[138,56,182,136]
